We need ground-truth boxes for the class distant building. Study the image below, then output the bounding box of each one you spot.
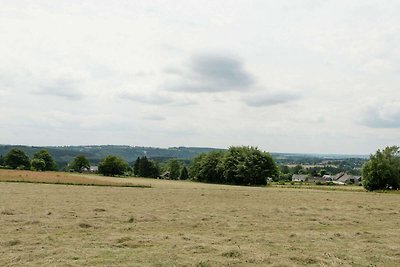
[322,174,332,181]
[308,176,327,183]
[331,172,361,184]
[332,172,345,181]
[337,174,361,184]
[161,171,170,179]
[292,174,308,182]
[89,166,98,172]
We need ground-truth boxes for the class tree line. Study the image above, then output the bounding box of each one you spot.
[0,148,57,171]
[1,146,398,190]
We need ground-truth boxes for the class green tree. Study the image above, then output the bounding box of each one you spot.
[133,156,160,178]
[291,165,304,174]
[318,169,327,177]
[138,156,150,177]
[223,146,278,185]
[98,155,128,176]
[151,161,161,178]
[4,149,31,169]
[279,165,290,174]
[0,155,4,166]
[33,150,57,171]
[189,153,206,179]
[179,166,189,180]
[196,151,224,183]
[70,155,90,172]
[362,146,400,191]
[190,147,278,186]
[168,159,181,180]
[31,158,46,171]
[133,157,140,175]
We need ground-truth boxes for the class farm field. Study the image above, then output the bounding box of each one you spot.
[1,170,400,266]
[0,169,149,188]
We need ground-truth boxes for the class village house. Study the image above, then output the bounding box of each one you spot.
[82,166,98,173]
[160,171,170,179]
[292,172,361,185]
[292,174,308,182]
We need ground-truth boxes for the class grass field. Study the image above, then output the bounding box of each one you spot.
[0,169,150,188]
[1,170,399,266]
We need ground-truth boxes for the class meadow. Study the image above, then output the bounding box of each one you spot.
[1,170,399,266]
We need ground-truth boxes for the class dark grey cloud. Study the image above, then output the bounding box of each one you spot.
[243,92,300,107]
[359,104,400,128]
[32,79,84,100]
[166,53,255,92]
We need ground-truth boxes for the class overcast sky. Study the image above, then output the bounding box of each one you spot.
[1,0,399,154]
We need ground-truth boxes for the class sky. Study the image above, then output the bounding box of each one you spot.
[1,0,399,154]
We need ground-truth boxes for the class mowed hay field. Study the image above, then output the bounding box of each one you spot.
[1,171,400,266]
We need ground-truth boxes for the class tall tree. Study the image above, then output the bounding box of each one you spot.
[138,156,150,177]
[33,150,57,171]
[133,157,141,175]
[133,156,160,178]
[168,159,181,180]
[4,149,30,170]
[362,146,400,191]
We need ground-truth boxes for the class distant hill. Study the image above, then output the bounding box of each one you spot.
[0,145,220,168]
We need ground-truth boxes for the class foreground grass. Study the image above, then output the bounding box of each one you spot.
[1,171,400,266]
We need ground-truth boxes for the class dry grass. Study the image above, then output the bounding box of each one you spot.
[1,170,400,266]
[0,169,149,188]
